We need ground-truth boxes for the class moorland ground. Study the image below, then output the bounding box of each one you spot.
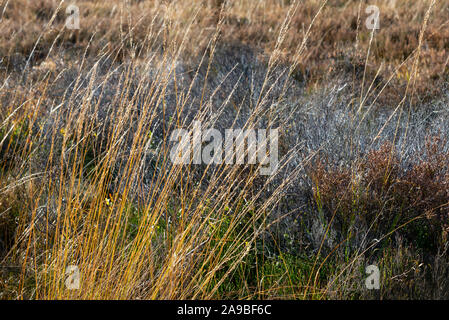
[1,0,449,299]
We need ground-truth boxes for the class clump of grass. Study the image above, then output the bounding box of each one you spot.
[1,0,449,300]
[0,1,306,299]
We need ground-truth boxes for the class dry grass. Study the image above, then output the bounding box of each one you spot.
[1,0,449,299]
[2,0,448,103]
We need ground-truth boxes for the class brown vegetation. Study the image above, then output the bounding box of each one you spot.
[1,0,449,300]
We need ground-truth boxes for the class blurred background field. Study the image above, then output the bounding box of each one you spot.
[1,0,449,299]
